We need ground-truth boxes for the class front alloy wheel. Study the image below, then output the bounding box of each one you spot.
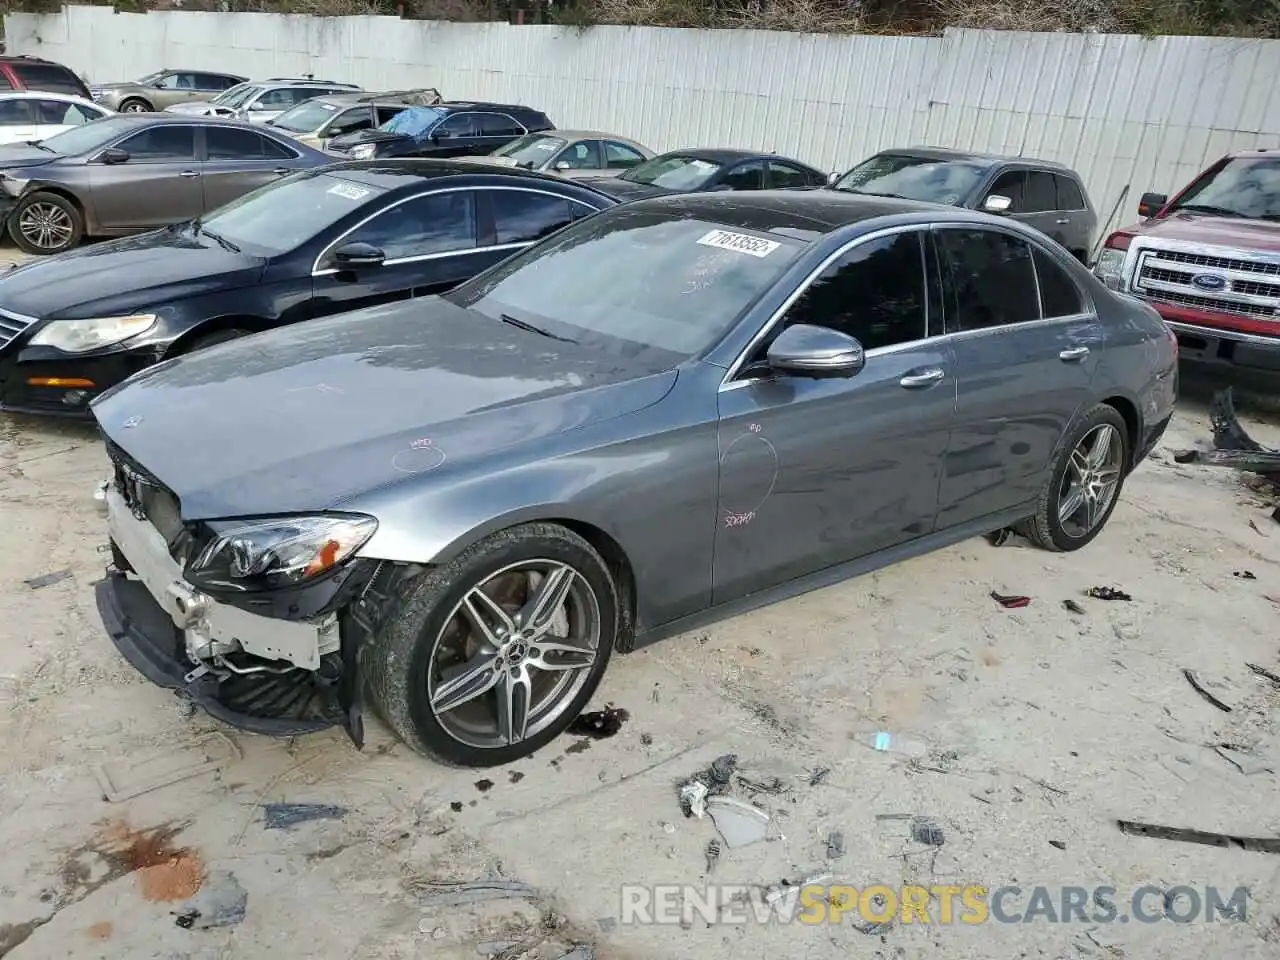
[366,522,617,766]
[10,191,84,255]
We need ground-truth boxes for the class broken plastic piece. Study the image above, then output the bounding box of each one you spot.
[1086,586,1132,601]
[1246,663,1280,687]
[1183,669,1232,712]
[1062,599,1087,615]
[172,870,247,929]
[566,705,629,738]
[826,830,845,859]
[24,569,72,589]
[990,590,1031,609]
[1117,819,1280,854]
[679,780,708,818]
[855,732,928,757]
[705,838,721,872]
[765,872,832,905]
[94,732,240,802]
[985,528,1013,547]
[705,796,772,849]
[263,803,347,830]
[911,817,945,846]
[1172,450,1199,464]
[1233,570,1257,580]
[1214,746,1274,776]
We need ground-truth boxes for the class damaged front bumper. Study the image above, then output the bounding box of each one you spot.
[94,480,388,746]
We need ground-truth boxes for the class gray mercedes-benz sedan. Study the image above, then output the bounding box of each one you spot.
[0,113,332,254]
[89,191,1178,766]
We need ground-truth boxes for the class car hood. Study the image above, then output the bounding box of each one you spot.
[1125,212,1280,252]
[164,102,224,116]
[328,129,409,150]
[576,177,673,201]
[0,229,262,319]
[453,155,522,169]
[92,297,677,519]
[0,144,60,170]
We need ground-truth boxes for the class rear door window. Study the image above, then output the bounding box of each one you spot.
[11,63,85,97]
[116,126,197,161]
[477,113,524,137]
[1033,247,1087,318]
[1024,171,1058,213]
[491,190,576,244]
[0,99,33,125]
[34,99,99,125]
[719,160,765,190]
[1055,175,1086,211]
[603,140,645,169]
[767,160,814,189]
[937,227,1040,331]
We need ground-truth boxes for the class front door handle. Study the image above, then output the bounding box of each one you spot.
[271,167,289,175]
[1054,217,1070,224]
[1059,346,1090,362]
[178,170,200,178]
[900,368,945,388]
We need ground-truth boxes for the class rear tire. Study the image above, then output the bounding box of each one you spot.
[366,522,618,767]
[1018,403,1130,552]
[119,98,152,113]
[9,191,84,255]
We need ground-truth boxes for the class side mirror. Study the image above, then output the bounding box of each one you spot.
[766,324,865,378]
[99,147,129,165]
[826,171,841,186]
[982,194,1013,214]
[247,100,267,111]
[331,241,385,269]
[1138,192,1167,218]
[554,160,570,171]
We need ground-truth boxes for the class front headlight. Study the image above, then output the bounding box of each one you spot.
[350,144,376,160]
[1093,247,1126,291]
[187,514,377,592]
[28,314,157,353]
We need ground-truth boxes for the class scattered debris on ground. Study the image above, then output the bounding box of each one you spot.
[985,528,1015,547]
[1062,599,1087,615]
[1183,669,1233,712]
[1117,820,1280,854]
[705,796,773,849]
[23,569,72,590]
[1085,586,1132,601]
[1049,840,1067,850]
[910,818,946,846]
[172,870,247,929]
[1233,570,1257,580]
[990,590,1030,609]
[566,706,630,739]
[704,839,720,872]
[415,880,542,908]
[262,803,347,831]
[1246,663,1280,687]
[93,733,241,802]
[1214,745,1274,776]
[826,830,845,859]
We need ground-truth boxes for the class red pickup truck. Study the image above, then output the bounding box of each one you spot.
[1093,149,1280,378]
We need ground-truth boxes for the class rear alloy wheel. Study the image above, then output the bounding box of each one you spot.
[9,191,84,255]
[119,98,151,113]
[366,523,617,766]
[1019,403,1129,552]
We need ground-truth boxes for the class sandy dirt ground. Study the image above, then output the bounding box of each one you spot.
[2,364,1280,959]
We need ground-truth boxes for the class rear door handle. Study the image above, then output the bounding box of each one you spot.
[1054,217,1070,224]
[178,170,200,178]
[899,368,945,388]
[271,167,289,175]
[1059,346,1090,362]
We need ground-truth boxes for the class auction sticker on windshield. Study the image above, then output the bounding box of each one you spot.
[697,229,780,258]
[328,182,371,201]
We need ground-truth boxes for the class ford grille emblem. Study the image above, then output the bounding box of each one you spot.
[121,416,142,429]
[1191,273,1227,292]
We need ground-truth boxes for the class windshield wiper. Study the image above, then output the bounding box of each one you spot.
[1175,203,1247,218]
[499,313,576,343]
[200,227,241,253]
[23,140,53,152]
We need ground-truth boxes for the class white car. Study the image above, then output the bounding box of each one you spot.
[0,91,113,146]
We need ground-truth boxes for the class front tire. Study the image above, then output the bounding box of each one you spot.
[366,522,618,767]
[119,98,152,113]
[9,191,84,255]
[1019,403,1129,552]
[185,328,250,353]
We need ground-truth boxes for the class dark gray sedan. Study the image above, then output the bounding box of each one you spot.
[90,191,1178,766]
[0,114,332,254]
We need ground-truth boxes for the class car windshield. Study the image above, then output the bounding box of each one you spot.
[832,154,986,205]
[135,71,166,85]
[214,84,261,108]
[195,171,387,256]
[1169,157,1280,221]
[448,209,804,364]
[492,134,567,167]
[38,116,137,155]
[271,100,339,133]
[620,155,723,190]
[379,106,445,136]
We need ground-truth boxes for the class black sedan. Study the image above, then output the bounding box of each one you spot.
[0,160,618,417]
[580,148,828,201]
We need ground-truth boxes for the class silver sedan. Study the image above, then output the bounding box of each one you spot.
[459,129,654,178]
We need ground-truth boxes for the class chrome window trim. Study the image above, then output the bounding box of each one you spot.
[719,220,1098,393]
[310,184,597,276]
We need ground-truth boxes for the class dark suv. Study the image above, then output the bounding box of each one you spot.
[0,56,91,99]
[831,147,1097,263]
[327,101,552,161]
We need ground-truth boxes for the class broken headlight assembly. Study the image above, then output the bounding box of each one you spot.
[29,313,158,352]
[185,514,377,592]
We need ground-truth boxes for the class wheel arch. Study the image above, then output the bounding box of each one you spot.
[165,315,273,357]
[1100,394,1141,471]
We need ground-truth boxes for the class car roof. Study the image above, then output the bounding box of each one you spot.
[535,129,647,144]
[872,145,1075,172]
[655,147,817,167]
[108,114,290,128]
[1225,147,1280,159]
[0,90,97,103]
[438,101,543,114]
[152,68,247,77]
[307,89,440,107]
[316,157,609,191]
[617,188,978,236]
